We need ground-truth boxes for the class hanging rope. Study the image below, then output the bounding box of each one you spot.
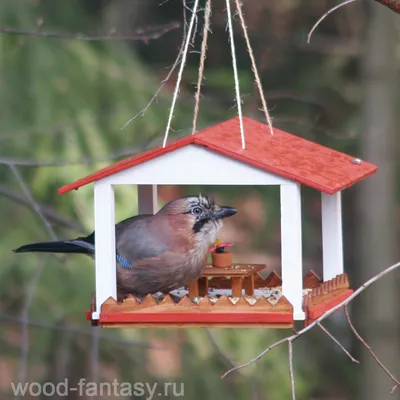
[162,0,200,148]
[235,0,274,136]
[192,0,212,135]
[225,0,246,149]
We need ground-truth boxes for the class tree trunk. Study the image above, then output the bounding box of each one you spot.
[354,2,399,399]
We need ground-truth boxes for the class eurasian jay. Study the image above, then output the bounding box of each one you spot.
[13,195,237,299]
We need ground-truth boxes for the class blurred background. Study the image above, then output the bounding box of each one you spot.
[1,0,399,399]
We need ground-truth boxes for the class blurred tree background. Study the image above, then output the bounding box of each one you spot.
[0,0,399,399]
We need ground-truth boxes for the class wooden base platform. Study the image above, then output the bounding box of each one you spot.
[85,268,352,329]
[92,293,294,328]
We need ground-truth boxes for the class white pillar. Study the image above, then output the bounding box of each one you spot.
[138,185,158,214]
[321,191,344,281]
[280,183,304,320]
[93,181,117,318]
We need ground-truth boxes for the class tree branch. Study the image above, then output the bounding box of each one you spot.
[288,341,295,400]
[0,22,180,42]
[307,0,358,44]
[221,261,400,381]
[317,322,359,364]
[344,306,400,392]
[0,184,84,232]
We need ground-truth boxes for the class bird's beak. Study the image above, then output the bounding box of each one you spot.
[212,206,238,219]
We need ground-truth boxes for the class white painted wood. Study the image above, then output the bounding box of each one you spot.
[138,185,158,214]
[94,182,117,318]
[100,145,293,186]
[280,183,304,319]
[321,191,344,281]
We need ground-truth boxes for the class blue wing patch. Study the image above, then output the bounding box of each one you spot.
[116,253,132,269]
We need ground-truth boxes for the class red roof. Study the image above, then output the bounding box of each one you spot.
[58,116,377,195]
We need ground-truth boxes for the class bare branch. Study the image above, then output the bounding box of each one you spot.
[0,134,161,167]
[344,306,400,392]
[288,341,296,400]
[9,165,57,240]
[317,322,359,364]
[0,184,84,232]
[120,25,189,130]
[0,313,153,347]
[307,0,358,44]
[221,261,400,378]
[0,23,180,42]
[205,329,241,373]
[17,261,46,386]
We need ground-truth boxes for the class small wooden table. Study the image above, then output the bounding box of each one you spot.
[188,264,267,298]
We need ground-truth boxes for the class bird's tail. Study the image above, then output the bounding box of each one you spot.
[13,238,94,255]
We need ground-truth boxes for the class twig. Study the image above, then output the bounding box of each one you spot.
[162,0,200,147]
[183,0,188,38]
[192,0,212,134]
[317,322,359,363]
[288,341,295,400]
[307,0,358,44]
[0,185,84,232]
[9,165,57,240]
[225,0,246,149]
[120,50,185,130]
[221,261,400,378]
[10,165,58,395]
[0,134,160,167]
[0,313,153,347]
[0,23,180,42]
[234,0,274,135]
[344,306,400,393]
[205,329,241,373]
[16,261,46,391]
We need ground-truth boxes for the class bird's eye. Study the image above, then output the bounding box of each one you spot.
[191,207,203,216]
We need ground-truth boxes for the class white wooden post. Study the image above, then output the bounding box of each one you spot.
[321,191,344,281]
[93,181,117,319]
[280,183,304,320]
[138,185,158,214]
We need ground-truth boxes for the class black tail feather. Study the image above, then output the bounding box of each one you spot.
[13,239,94,255]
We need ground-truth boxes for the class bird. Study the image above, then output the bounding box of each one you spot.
[13,195,237,299]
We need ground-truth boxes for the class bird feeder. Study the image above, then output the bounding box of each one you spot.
[58,116,377,328]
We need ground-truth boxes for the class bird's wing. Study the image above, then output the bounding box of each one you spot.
[114,215,172,263]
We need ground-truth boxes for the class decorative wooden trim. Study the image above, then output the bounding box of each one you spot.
[303,270,322,289]
[263,271,282,287]
[303,273,352,325]
[86,292,295,328]
[101,294,293,314]
[307,289,353,320]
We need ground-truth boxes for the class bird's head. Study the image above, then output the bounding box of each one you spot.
[158,195,237,241]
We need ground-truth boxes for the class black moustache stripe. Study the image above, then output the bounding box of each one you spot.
[193,218,212,233]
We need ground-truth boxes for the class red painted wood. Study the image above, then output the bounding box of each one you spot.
[58,136,194,194]
[307,289,354,320]
[99,312,294,324]
[58,116,377,195]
